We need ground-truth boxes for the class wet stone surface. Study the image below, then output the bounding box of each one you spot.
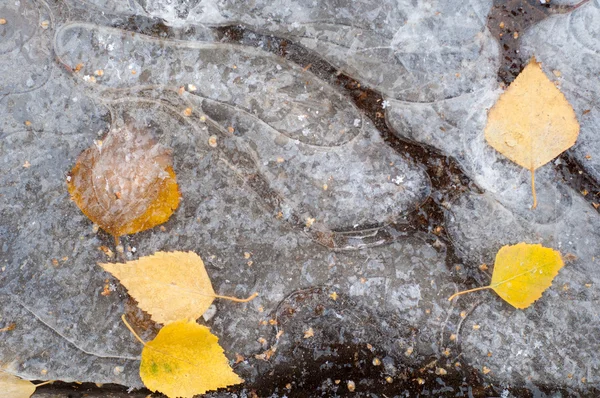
[0,0,599,397]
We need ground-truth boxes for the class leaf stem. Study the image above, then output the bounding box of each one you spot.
[531,168,537,209]
[34,380,54,388]
[213,292,259,303]
[448,285,492,301]
[121,314,146,346]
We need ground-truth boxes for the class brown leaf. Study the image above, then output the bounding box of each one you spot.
[0,323,16,332]
[67,127,180,238]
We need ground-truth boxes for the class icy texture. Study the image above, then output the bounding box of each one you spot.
[0,95,450,386]
[386,13,600,387]
[0,294,140,386]
[2,0,599,393]
[54,23,430,231]
[448,191,600,387]
[441,4,600,386]
[1,1,441,387]
[0,0,53,96]
[86,0,497,102]
[74,0,146,15]
[522,0,600,183]
[0,81,144,384]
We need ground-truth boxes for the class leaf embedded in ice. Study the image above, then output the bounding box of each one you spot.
[67,126,180,238]
[484,57,580,208]
[449,242,564,309]
[100,251,257,324]
[123,317,243,398]
[54,24,432,232]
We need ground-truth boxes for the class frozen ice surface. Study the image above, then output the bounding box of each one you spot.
[385,6,600,387]
[0,94,451,385]
[1,0,599,393]
[522,0,600,183]
[93,0,497,102]
[0,294,140,386]
[0,0,53,96]
[54,22,430,231]
[448,191,600,388]
[73,0,147,15]
[1,0,445,388]
[446,4,600,387]
[387,86,600,389]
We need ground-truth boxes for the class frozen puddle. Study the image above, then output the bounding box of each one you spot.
[54,23,431,232]
[0,0,599,395]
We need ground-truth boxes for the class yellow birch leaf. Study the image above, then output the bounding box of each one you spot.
[100,251,213,325]
[449,243,564,309]
[67,126,180,240]
[484,57,579,208]
[123,317,243,398]
[0,371,36,398]
[100,251,257,324]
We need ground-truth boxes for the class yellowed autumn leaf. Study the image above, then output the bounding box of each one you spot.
[100,251,257,324]
[123,316,243,398]
[100,251,212,324]
[484,57,579,208]
[0,371,36,398]
[67,126,180,240]
[449,242,564,309]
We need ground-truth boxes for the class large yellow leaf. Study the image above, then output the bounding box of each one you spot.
[449,243,564,309]
[124,317,243,398]
[67,126,180,240]
[101,251,215,325]
[0,371,36,398]
[484,57,579,208]
[100,251,257,324]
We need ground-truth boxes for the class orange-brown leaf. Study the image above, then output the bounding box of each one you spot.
[67,127,180,237]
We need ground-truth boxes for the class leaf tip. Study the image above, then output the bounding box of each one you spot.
[529,55,539,67]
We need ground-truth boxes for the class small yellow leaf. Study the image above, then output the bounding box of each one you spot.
[449,243,564,309]
[101,251,214,324]
[140,319,243,398]
[67,127,180,239]
[490,243,564,308]
[0,371,36,398]
[484,57,579,208]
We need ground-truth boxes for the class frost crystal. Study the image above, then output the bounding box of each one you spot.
[392,175,404,185]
